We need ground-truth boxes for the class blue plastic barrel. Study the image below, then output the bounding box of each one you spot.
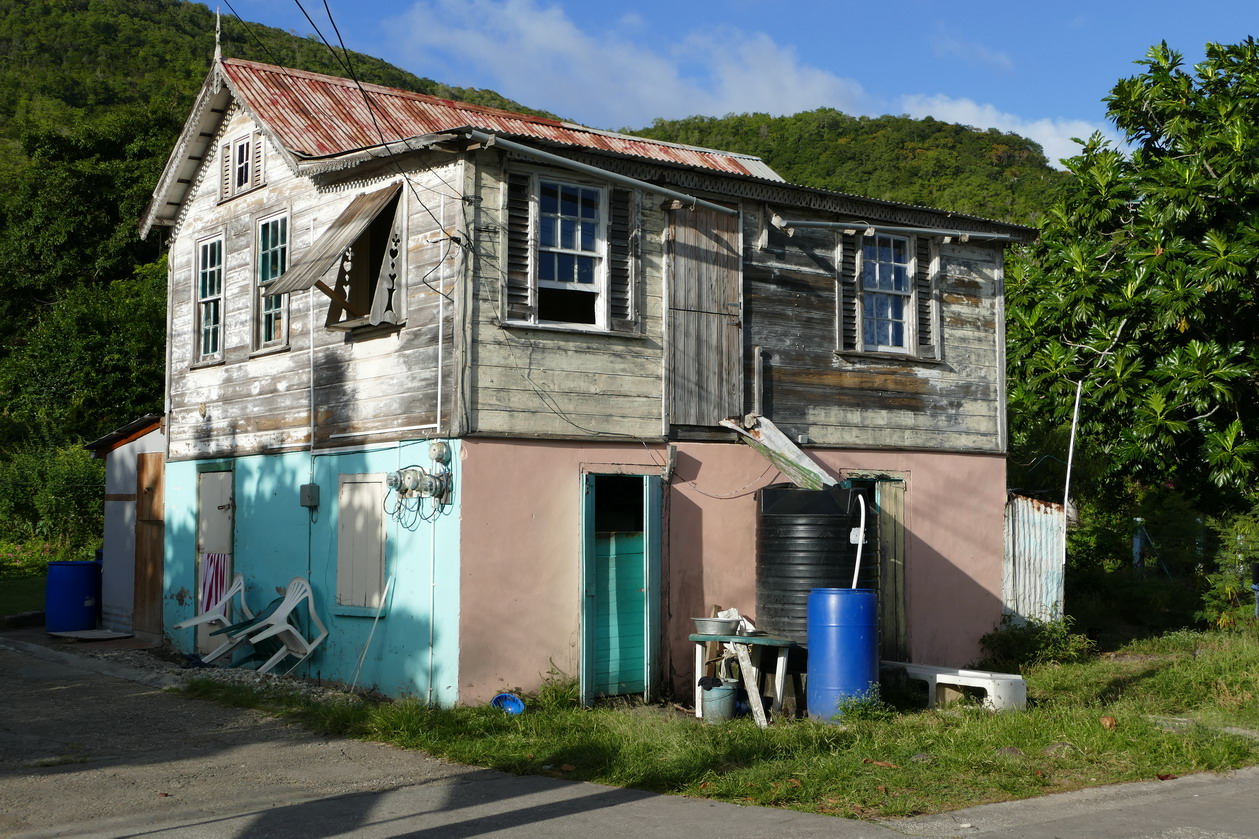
[806,588,878,723]
[45,560,101,632]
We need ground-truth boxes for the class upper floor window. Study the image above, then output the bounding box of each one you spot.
[861,235,912,352]
[325,188,403,330]
[221,131,263,200]
[196,235,224,361]
[504,170,639,332]
[256,213,288,348]
[258,182,405,332]
[838,231,938,359]
[536,180,604,324]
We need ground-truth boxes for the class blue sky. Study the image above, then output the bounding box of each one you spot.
[219,0,1257,166]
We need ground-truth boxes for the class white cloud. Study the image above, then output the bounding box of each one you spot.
[382,0,1112,169]
[385,0,867,128]
[900,93,1115,167]
[932,30,1014,73]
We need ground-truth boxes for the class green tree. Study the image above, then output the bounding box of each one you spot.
[0,259,166,445]
[1009,39,1259,503]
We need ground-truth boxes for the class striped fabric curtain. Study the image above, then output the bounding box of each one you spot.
[201,553,229,608]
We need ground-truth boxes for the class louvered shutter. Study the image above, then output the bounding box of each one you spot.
[914,236,938,359]
[837,232,859,351]
[220,143,231,200]
[250,130,264,190]
[504,172,533,321]
[608,187,639,332]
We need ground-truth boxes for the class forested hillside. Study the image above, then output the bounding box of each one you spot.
[0,0,1061,551]
[631,110,1066,225]
[0,0,550,547]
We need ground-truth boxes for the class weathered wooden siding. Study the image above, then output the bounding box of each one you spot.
[666,204,742,427]
[166,106,460,461]
[466,152,666,439]
[743,206,1005,453]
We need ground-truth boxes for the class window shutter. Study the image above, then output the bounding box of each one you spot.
[504,172,533,321]
[369,197,404,326]
[220,143,231,200]
[250,130,264,190]
[608,187,639,331]
[837,232,859,351]
[915,236,938,359]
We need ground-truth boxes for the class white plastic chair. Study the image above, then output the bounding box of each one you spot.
[173,573,255,665]
[233,577,328,675]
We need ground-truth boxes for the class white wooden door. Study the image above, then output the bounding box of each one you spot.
[337,475,386,609]
[195,470,234,654]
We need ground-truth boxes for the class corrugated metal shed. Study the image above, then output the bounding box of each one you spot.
[1003,494,1065,623]
[220,59,779,179]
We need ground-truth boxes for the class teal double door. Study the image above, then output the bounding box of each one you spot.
[580,474,663,705]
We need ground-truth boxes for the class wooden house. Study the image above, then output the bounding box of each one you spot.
[142,58,1034,703]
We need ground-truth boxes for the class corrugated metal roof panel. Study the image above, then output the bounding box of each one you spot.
[220,59,780,180]
[1003,494,1065,623]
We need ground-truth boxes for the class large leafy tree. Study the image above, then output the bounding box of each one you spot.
[1009,39,1259,501]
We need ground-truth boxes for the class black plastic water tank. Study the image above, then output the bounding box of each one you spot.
[756,485,877,645]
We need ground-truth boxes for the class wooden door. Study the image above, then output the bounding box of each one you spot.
[877,481,909,661]
[195,470,234,653]
[132,452,165,637]
[666,204,742,426]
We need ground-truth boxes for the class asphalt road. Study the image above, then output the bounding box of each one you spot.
[1,639,1258,839]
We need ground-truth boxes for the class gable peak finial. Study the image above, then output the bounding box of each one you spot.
[214,7,222,62]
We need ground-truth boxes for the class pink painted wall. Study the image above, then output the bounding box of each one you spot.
[457,438,1006,704]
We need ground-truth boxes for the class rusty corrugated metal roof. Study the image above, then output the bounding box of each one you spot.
[220,59,779,180]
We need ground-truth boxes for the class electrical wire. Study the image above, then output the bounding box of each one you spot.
[292,0,468,284]
[220,0,332,132]
[289,2,777,504]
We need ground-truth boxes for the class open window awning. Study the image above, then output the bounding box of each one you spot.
[265,181,402,296]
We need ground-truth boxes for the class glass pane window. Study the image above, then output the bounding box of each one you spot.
[197,238,223,358]
[257,216,288,346]
[534,177,604,324]
[234,138,251,190]
[864,234,910,292]
[862,234,912,352]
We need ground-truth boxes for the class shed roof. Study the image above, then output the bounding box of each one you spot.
[84,414,164,457]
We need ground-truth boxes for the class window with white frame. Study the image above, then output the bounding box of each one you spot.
[256,213,288,348]
[837,230,937,359]
[196,236,223,360]
[220,131,263,200]
[233,137,251,191]
[861,234,912,352]
[504,171,639,331]
[535,179,605,324]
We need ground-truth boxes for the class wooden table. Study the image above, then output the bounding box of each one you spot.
[688,633,796,728]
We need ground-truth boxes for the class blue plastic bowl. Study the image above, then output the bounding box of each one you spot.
[490,693,525,715]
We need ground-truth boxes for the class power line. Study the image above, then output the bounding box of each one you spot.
[219,0,330,134]
[295,1,466,235]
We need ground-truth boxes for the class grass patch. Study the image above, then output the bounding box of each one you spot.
[179,630,1259,819]
[0,540,76,615]
[0,574,45,615]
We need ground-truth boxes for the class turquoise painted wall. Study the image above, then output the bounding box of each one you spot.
[164,439,461,703]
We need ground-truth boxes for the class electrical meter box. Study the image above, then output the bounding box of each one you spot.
[299,483,320,508]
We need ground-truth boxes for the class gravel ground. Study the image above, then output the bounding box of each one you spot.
[74,642,370,704]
